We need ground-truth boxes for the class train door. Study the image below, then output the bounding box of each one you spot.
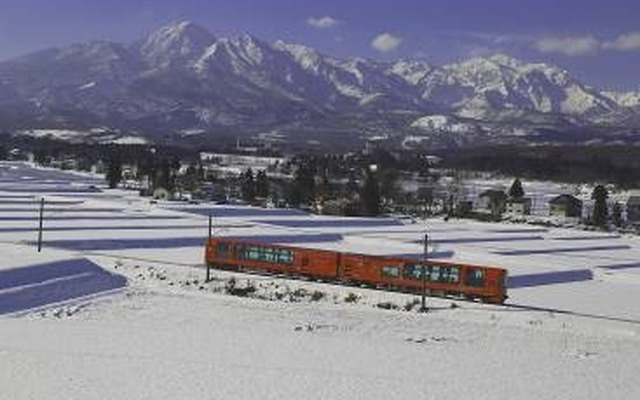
[298,254,310,275]
[339,254,364,282]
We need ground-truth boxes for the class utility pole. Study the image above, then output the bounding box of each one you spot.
[420,233,429,312]
[206,214,212,282]
[37,197,45,252]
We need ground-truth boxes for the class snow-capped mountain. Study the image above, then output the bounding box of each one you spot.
[0,21,638,148]
[416,55,619,118]
[603,90,640,108]
[136,21,216,69]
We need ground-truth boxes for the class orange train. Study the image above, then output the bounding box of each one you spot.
[205,237,508,304]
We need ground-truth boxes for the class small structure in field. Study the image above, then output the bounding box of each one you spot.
[549,194,582,218]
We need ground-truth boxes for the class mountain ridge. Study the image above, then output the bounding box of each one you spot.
[0,20,638,149]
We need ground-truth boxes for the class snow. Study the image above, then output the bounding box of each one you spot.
[603,90,640,108]
[15,129,148,145]
[274,41,322,72]
[432,54,616,117]
[108,136,148,145]
[410,114,476,133]
[1,161,640,399]
[179,128,206,137]
[19,129,93,141]
[389,60,433,85]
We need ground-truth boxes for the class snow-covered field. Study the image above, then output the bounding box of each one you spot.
[1,161,639,399]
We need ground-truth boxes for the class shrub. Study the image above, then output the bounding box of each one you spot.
[224,278,256,297]
[403,298,421,311]
[344,292,359,303]
[289,288,308,302]
[376,301,398,310]
[310,291,325,302]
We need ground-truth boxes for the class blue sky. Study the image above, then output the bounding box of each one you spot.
[1,0,640,90]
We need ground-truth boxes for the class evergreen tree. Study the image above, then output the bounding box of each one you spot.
[612,202,623,227]
[509,178,525,199]
[155,159,172,190]
[379,168,398,205]
[290,162,315,206]
[315,172,330,204]
[106,159,122,189]
[346,168,359,197]
[136,151,156,189]
[241,168,256,201]
[255,170,269,198]
[591,184,609,228]
[34,148,48,165]
[488,191,507,220]
[361,166,381,216]
[169,157,181,192]
[181,164,202,192]
[197,163,205,181]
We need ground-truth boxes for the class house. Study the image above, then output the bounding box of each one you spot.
[506,197,532,215]
[199,152,285,170]
[627,195,640,223]
[477,189,507,216]
[549,194,582,218]
[121,164,139,180]
[197,182,227,203]
[454,200,474,217]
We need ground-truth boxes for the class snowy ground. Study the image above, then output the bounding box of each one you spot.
[1,161,639,399]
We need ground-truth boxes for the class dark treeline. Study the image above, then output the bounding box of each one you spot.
[441,145,640,187]
[3,135,198,166]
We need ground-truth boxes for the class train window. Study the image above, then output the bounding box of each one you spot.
[248,246,261,261]
[217,243,230,257]
[276,249,294,265]
[440,266,460,283]
[430,266,441,281]
[262,247,276,263]
[404,264,427,280]
[381,266,401,278]
[466,268,485,287]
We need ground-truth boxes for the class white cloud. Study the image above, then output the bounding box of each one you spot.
[603,32,640,51]
[371,32,403,53]
[534,36,600,56]
[307,16,339,29]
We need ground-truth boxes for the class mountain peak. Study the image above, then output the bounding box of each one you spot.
[274,41,323,69]
[389,59,435,85]
[452,53,524,71]
[486,53,523,68]
[138,20,216,68]
[226,33,271,51]
[274,40,316,55]
[158,20,212,39]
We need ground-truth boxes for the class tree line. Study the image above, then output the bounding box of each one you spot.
[441,144,640,187]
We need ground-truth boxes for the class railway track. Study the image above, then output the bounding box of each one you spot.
[3,237,640,325]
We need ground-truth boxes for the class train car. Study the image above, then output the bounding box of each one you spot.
[205,237,507,304]
[339,254,507,304]
[207,237,339,279]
